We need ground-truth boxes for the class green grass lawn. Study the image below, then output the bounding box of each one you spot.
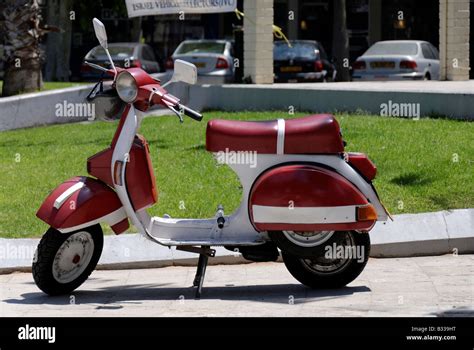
[0,111,472,238]
[0,81,89,95]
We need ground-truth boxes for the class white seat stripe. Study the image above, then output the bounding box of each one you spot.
[276,119,285,155]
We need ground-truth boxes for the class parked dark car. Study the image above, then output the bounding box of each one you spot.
[81,43,161,81]
[274,40,336,83]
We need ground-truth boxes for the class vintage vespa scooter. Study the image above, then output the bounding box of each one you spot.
[33,19,389,298]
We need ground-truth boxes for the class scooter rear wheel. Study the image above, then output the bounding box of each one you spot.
[282,231,370,289]
[32,224,103,295]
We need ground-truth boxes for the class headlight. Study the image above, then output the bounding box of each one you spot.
[116,71,138,103]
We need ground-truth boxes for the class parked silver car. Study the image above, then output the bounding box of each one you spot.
[352,40,440,81]
[81,43,161,81]
[168,40,234,84]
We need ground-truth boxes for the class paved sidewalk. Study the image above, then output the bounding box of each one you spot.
[1,255,472,317]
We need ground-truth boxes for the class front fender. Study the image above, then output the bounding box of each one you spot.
[36,176,129,234]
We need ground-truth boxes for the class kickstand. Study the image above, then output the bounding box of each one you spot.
[193,246,210,299]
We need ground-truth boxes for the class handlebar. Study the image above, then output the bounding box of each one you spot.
[84,61,108,72]
[156,92,203,122]
[178,104,203,122]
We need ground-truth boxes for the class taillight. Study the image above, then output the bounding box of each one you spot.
[216,57,229,69]
[165,58,174,70]
[352,60,366,70]
[314,60,323,72]
[356,204,378,221]
[400,60,417,69]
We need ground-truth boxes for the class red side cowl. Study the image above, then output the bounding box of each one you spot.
[87,135,158,211]
[347,152,377,181]
[249,165,375,232]
[36,176,128,234]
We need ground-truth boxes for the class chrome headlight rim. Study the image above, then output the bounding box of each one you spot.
[116,71,138,103]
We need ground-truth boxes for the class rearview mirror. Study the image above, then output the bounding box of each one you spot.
[171,59,197,85]
[93,18,108,49]
[92,18,117,77]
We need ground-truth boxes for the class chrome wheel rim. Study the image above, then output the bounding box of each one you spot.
[301,232,355,275]
[52,231,95,284]
[282,230,334,247]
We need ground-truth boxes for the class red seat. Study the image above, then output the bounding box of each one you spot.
[205,114,345,154]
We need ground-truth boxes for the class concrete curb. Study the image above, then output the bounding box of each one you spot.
[369,208,474,257]
[2,80,473,131]
[0,209,472,274]
[186,82,474,120]
[0,73,171,131]
[0,85,94,130]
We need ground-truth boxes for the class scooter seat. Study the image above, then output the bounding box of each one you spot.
[205,114,345,154]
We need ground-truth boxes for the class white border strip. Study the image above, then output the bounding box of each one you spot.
[276,119,285,155]
[253,205,357,224]
[53,182,85,209]
[58,207,127,233]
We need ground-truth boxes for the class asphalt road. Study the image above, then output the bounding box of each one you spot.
[1,255,473,317]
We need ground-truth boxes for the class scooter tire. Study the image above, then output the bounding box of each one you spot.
[282,231,370,289]
[33,224,103,296]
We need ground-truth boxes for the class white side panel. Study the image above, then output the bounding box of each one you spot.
[148,153,387,245]
[148,152,386,243]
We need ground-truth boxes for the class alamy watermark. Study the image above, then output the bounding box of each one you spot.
[380,100,420,119]
[215,148,257,168]
[55,101,95,121]
[324,242,365,263]
[0,243,36,261]
[18,324,56,343]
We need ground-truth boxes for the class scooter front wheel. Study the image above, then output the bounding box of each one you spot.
[32,224,103,295]
[282,231,370,289]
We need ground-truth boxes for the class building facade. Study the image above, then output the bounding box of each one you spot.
[6,0,468,82]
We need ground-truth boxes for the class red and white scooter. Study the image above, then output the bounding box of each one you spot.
[33,19,389,297]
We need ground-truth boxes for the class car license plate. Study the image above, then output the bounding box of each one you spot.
[194,62,206,68]
[281,66,302,73]
[370,61,395,69]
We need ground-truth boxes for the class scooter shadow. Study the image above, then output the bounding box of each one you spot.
[4,283,370,306]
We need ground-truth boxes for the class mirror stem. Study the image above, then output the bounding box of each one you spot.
[161,80,173,88]
[105,49,117,78]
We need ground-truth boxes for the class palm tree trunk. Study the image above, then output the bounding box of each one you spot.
[1,0,43,96]
[44,0,72,81]
[332,0,350,81]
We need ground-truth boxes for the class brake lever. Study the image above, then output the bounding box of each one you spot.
[86,80,103,101]
[168,105,183,123]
